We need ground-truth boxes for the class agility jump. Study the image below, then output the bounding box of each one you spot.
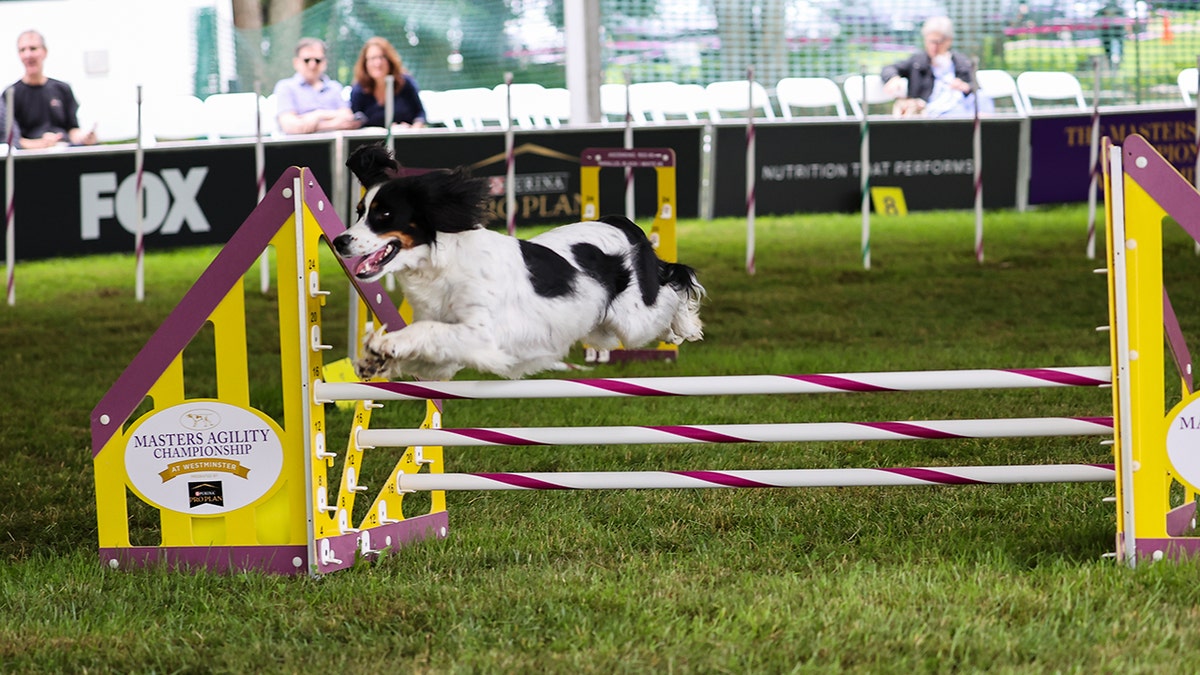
[92,135,1199,575]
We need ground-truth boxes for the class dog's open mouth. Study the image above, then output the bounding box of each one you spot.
[354,240,400,279]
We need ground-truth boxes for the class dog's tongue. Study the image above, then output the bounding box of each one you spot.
[355,246,391,278]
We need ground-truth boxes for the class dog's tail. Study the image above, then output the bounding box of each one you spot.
[659,261,705,343]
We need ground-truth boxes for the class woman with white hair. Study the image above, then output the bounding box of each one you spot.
[881,16,987,117]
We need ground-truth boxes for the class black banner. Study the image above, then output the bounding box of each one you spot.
[2,139,331,261]
[711,118,1022,216]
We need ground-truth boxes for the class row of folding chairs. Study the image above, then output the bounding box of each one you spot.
[72,88,277,144]
[419,84,571,130]
[592,72,1090,123]
[62,69,1104,146]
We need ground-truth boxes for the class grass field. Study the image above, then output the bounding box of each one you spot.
[2,206,1200,672]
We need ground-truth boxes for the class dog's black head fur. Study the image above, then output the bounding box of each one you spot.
[347,144,402,187]
[346,144,493,248]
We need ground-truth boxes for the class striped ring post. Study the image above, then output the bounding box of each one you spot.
[859,67,871,270]
[504,72,516,236]
[396,464,1116,492]
[972,60,984,263]
[745,66,756,275]
[315,366,1111,402]
[5,86,15,306]
[357,416,1114,449]
[255,82,270,294]
[1085,58,1102,260]
[623,70,634,220]
[134,84,145,302]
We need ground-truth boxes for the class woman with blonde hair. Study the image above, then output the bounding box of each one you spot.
[349,36,426,128]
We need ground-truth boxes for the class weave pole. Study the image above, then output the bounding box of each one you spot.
[972,59,983,263]
[255,82,270,294]
[357,416,1113,449]
[396,464,1116,492]
[134,85,145,302]
[745,66,756,275]
[859,67,871,270]
[5,87,14,306]
[504,72,516,236]
[316,366,1111,402]
[624,70,634,220]
[1086,58,1102,260]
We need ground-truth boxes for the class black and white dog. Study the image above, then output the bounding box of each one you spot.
[332,145,705,381]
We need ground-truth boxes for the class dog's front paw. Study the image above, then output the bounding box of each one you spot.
[355,327,394,380]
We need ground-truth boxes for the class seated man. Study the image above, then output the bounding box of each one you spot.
[7,30,96,149]
[273,37,362,134]
[881,16,990,118]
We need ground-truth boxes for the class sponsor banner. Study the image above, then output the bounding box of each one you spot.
[711,118,1021,216]
[1028,107,1196,205]
[347,126,703,227]
[2,139,331,261]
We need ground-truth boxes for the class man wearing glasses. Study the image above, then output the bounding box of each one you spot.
[274,37,362,134]
[881,16,982,118]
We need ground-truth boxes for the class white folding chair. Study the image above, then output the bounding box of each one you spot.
[842,75,900,119]
[493,82,548,129]
[143,94,208,141]
[418,90,456,128]
[775,77,847,119]
[437,88,506,129]
[628,81,710,123]
[974,69,1025,115]
[78,98,143,144]
[705,80,776,120]
[1178,68,1198,107]
[1015,71,1087,111]
[543,87,571,127]
[600,83,633,124]
[204,92,274,139]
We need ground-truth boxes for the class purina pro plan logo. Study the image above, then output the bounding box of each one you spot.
[124,402,284,514]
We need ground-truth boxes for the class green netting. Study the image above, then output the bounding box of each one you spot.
[226,0,1200,105]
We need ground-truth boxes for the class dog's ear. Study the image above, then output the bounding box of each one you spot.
[347,144,401,187]
[414,167,494,233]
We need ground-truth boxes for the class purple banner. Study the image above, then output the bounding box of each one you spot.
[1029,107,1196,204]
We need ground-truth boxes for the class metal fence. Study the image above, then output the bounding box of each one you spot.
[221,0,1200,107]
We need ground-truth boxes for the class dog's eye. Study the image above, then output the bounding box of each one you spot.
[380,211,391,219]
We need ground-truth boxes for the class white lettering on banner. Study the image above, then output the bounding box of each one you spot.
[760,159,973,182]
[80,168,212,240]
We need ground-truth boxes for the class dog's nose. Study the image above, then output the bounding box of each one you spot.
[332,233,354,257]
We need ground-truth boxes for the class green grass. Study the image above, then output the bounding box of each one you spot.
[3,206,1200,673]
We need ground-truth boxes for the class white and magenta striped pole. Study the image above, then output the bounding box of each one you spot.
[316,366,1111,402]
[255,82,270,294]
[859,67,871,270]
[396,464,1115,492]
[5,87,14,306]
[357,416,1113,449]
[1086,58,1102,260]
[134,84,145,302]
[624,70,634,220]
[504,72,516,236]
[972,59,983,263]
[745,66,757,275]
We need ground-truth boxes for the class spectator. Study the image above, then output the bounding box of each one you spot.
[273,37,361,134]
[6,30,96,149]
[350,37,426,129]
[881,16,989,118]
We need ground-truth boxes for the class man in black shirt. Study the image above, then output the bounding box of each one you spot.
[5,30,96,149]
